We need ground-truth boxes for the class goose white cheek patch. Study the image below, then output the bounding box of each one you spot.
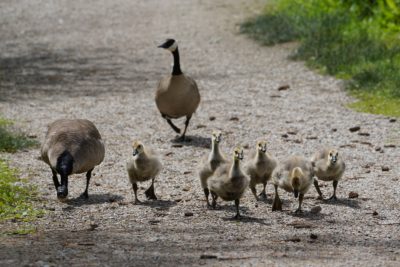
[167,41,178,52]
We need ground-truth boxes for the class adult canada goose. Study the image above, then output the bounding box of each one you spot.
[311,148,345,200]
[199,130,226,207]
[40,119,105,200]
[245,140,277,201]
[126,140,162,204]
[156,38,201,141]
[271,155,314,213]
[207,146,250,219]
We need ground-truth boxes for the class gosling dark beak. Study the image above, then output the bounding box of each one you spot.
[132,149,138,156]
[294,190,299,198]
[57,185,68,201]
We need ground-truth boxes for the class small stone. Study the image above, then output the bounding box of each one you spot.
[281,134,289,138]
[182,186,190,191]
[285,237,301,242]
[372,211,378,216]
[270,94,281,98]
[172,144,183,148]
[331,128,337,132]
[306,136,318,140]
[365,170,371,174]
[349,126,361,132]
[88,223,98,231]
[183,171,191,175]
[310,233,318,240]
[229,116,239,121]
[358,132,370,136]
[384,144,396,148]
[196,124,206,129]
[277,84,290,91]
[310,206,322,214]
[287,130,297,135]
[174,198,182,203]
[348,191,359,198]
[375,146,382,152]
[200,254,218,259]
[389,118,396,123]
[184,212,194,217]
[94,182,101,186]
[209,116,216,121]
[165,152,174,156]
[382,166,390,172]
[243,144,249,149]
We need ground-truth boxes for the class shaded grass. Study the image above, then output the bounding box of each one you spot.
[240,2,400,117]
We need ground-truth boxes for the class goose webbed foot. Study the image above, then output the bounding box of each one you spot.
[294,208,303,214]
[80,191,89,199]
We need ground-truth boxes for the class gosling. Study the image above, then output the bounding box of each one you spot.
[245,140,277,201]
[207,146,250,219]
[126,141,162,204]
[271,155,314,213]
[40,119,105,201]
[156,38,201,141]
[199,130,227,207]
[311,148,345,200]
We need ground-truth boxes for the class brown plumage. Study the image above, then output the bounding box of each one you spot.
[245,140,277,201]
[126,141,162,204]
[311,148,346,200]
[207,146,250,219]
[40,119,105,200]
[271,155,314,213]
[156,38,201,141]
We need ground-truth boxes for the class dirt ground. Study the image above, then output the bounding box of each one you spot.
[0,0,399,266]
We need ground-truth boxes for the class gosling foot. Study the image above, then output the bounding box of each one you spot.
[258,192,267,200]
[272,198,282,211]
[145,186,157,200]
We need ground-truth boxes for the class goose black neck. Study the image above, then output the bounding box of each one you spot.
[172,48,182,76]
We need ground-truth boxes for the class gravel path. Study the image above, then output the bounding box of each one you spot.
[1,0,399,266]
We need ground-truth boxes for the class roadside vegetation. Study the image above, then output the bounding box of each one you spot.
[0,116,42,234]
[241,0,400,117]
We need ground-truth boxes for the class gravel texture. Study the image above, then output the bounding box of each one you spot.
[0,0,399,266]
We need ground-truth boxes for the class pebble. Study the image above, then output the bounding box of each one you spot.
[310,233,318,240]
[349,126,361,132]
[372,211,378,216]
[229,116,239,121]
[348,191,359,198]
[277,84,290,91]
[310,206,322,214]
[375,146,382,151]
[358,132,370,136]
[209,116,216,121]
[200,254,218,259]
[389,118,396,123]
[281,134,289,138]
[184,212,194,217]
[381,166,390,172]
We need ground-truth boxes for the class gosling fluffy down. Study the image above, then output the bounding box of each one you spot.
[245,140,277,201]
[40,119,105,200]
[156,38,201,141]
[311,148,345,200]
[207,147,250,219]
[271,155,314,213]
[198,130,226,207]
[127,141,162,204]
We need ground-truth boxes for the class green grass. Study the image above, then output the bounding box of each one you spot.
[0,118,38,152]
[240,0,400,117]
[0,160,44,223]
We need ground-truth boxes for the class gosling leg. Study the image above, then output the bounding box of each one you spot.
[233,199,241,219]
[250,181,259,201]
[295,193,304,214]
[313,179,324,200]
[145,177,157,200]
[80,168,93,199]
[132,182,141,204]
[204,188,211,207]
[272,185,282,211]
[211,191,218,209]
[329,180,338,200]
[51,169,60,190]
[258,182,267,200]
[162,114,181,134]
